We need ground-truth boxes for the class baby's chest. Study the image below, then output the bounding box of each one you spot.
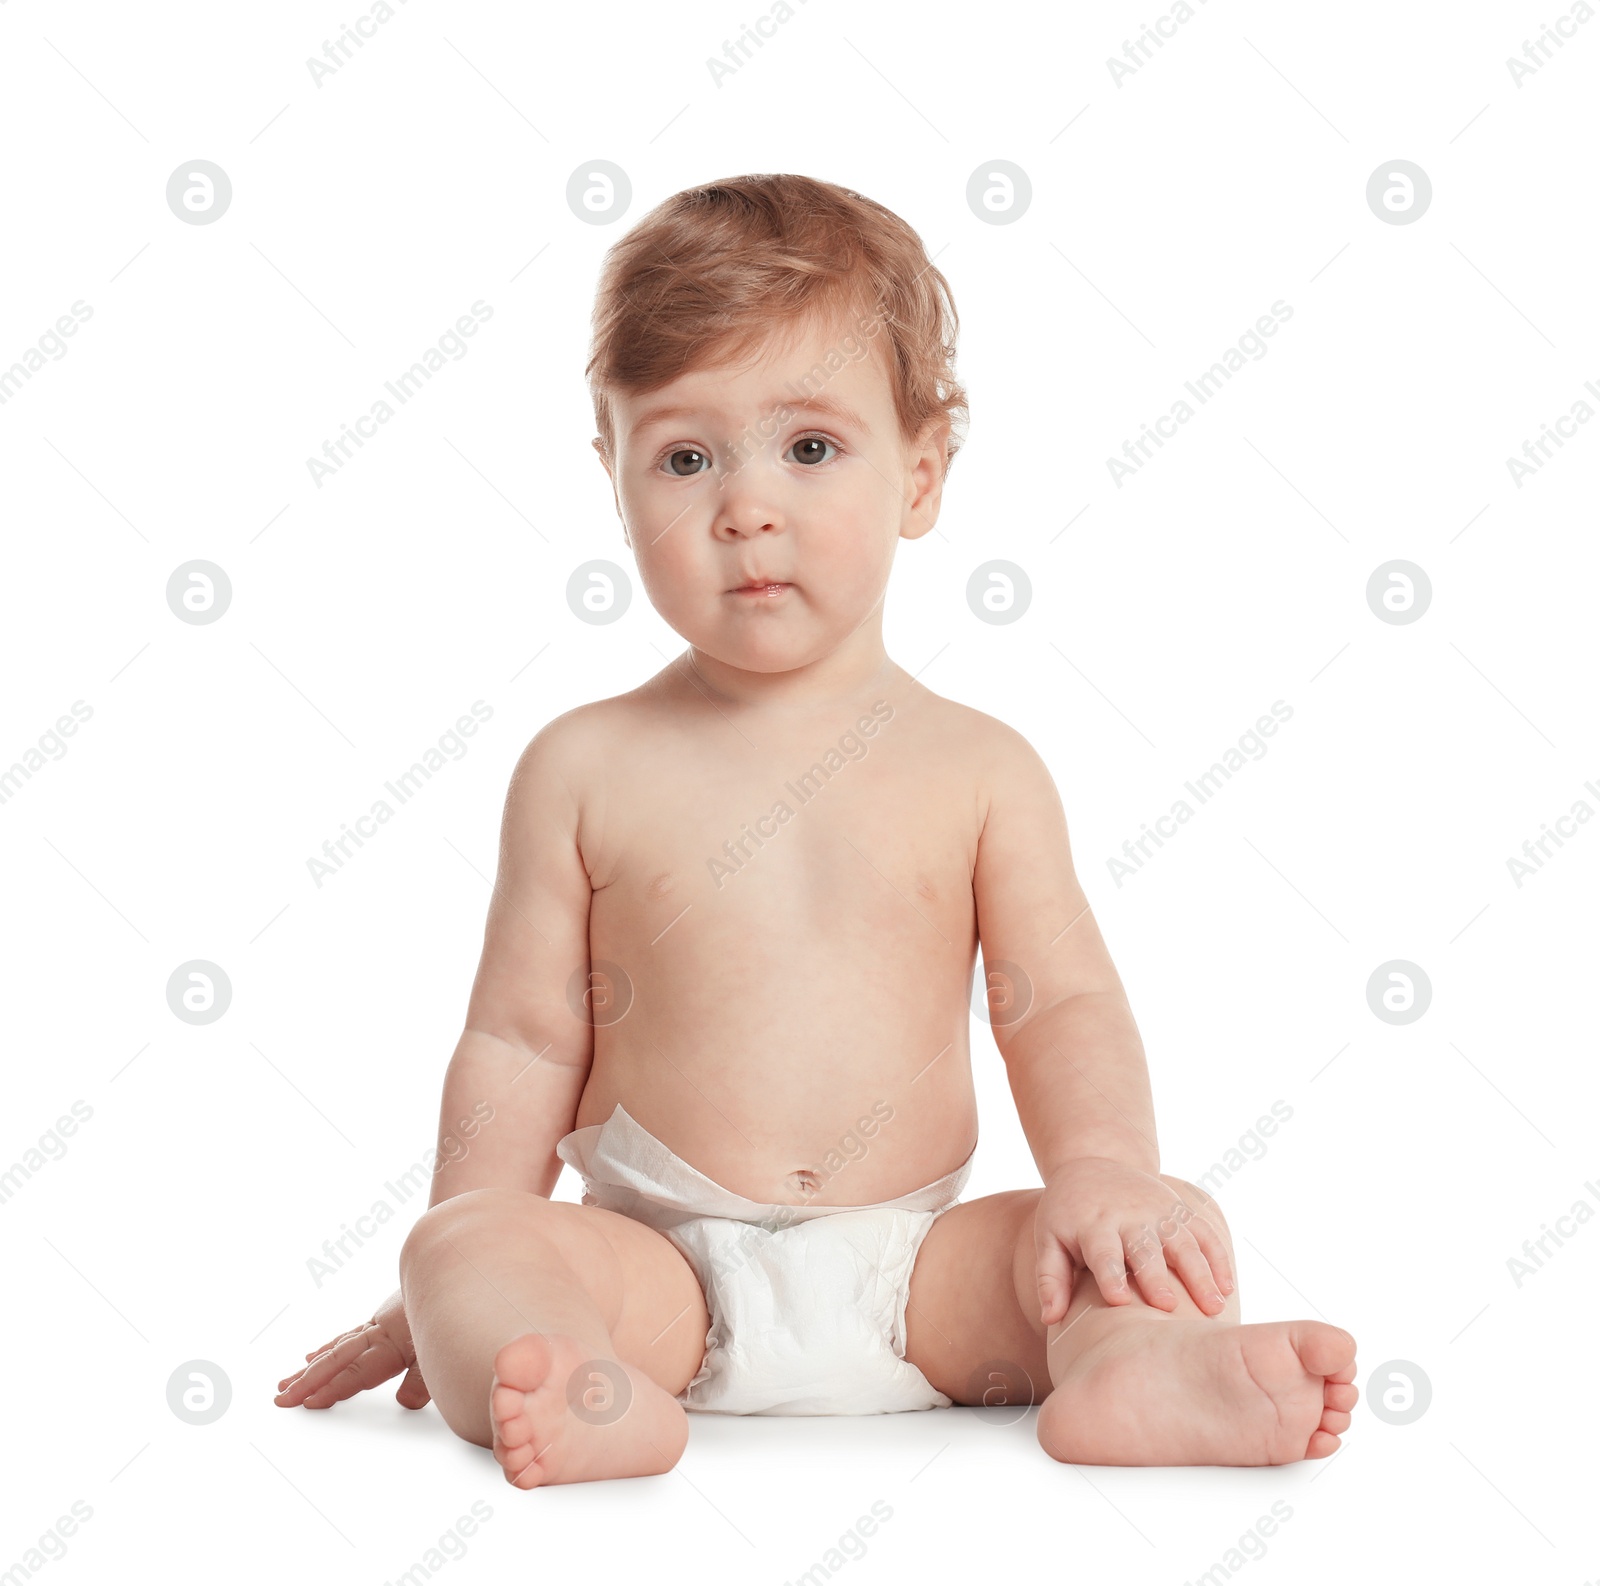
[592,748,979,939]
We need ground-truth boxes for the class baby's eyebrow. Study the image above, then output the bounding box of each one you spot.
[789,395,869,433]
[628,393,870,437]
[627,401,710,434]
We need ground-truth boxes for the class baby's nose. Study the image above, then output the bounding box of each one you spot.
[715,491,786,538]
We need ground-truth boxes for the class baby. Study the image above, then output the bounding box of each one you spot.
[274,172,1358,1487]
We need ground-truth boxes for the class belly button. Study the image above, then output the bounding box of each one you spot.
[789,1169,820,1199]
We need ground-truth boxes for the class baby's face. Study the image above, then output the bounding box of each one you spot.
[599,310,945,675]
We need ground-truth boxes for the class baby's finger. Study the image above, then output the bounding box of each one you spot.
[305,1325,366,1362]
[300,1340,402,1409]
[1123,1228,1177,1310]
[1185,1213,1235,1296]
[1084,1236,1131,1304]
[298,1359,372,1410]
[278,1343,349,1389]
[1034,1232,1074,1327]
[275,1361,340,1406]
[275,1331,370,1405]
[396,1361,432,1410]
[1162,1230,1225,1315]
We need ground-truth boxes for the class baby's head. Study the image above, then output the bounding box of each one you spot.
[586,173,967,682]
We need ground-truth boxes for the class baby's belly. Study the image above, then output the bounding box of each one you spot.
[576,885,980,1204]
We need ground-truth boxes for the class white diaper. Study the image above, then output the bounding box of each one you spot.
[554,1105,973,1415]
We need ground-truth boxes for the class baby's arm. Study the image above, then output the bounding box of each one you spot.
[973,724,1156,1171]
[276,718,597,1410]
[427,721,598,1204]
[973,723,1232,1324]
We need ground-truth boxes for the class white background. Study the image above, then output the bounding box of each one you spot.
[2,0,1595,1582]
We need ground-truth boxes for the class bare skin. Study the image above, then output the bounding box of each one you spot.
[275,304,1357,1483]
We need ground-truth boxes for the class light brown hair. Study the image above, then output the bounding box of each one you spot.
[586,173,968,476]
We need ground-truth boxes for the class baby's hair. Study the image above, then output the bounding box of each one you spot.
[586,172,969,477]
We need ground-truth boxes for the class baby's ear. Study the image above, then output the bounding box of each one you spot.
[592,437,626,531]
[899,417,950,541]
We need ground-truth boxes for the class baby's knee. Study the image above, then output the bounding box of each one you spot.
[401,1187,546,1272]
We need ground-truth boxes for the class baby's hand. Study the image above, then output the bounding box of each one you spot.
[1033,1158,1234,1326]
[274,1288,430,1410]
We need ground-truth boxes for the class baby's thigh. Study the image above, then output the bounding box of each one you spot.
[903,1189,1048,1405]
[577,1203,711,1391]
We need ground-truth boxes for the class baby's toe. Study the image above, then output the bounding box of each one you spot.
[1305,1429,1341,1459]
[493,1333,554,1392]
[1326,1381,1358,1413]
[1294,1322,1357,1381]
[491,1382,529,1422]
[497,1411,533,1449]
[1325,1351,1358,1387]
[1320,1407,1351,1436]
[504,1446,546,1488]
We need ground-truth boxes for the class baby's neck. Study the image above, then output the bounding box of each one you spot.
[679,641,898,714]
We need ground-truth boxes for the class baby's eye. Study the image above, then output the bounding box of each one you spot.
[789,435,838,466]
[663,447,711,477]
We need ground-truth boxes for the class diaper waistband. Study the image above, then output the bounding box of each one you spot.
[554,1104,973,1235]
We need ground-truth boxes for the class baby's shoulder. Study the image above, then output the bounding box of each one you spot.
[908,684,1048,772]
[905,685,1062,825]
[504,689,651,805]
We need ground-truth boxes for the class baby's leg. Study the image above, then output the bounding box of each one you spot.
[905,1179,1358,1466]
[400,1189,709,1488]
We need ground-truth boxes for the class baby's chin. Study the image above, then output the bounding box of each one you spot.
[694,638,822,675]
[680,616,845,676]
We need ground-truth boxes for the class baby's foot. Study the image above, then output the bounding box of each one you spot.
[1037,1314,1358,1467]
[489,1333,689,1489]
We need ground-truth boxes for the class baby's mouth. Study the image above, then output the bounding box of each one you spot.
[728,581,793,597]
